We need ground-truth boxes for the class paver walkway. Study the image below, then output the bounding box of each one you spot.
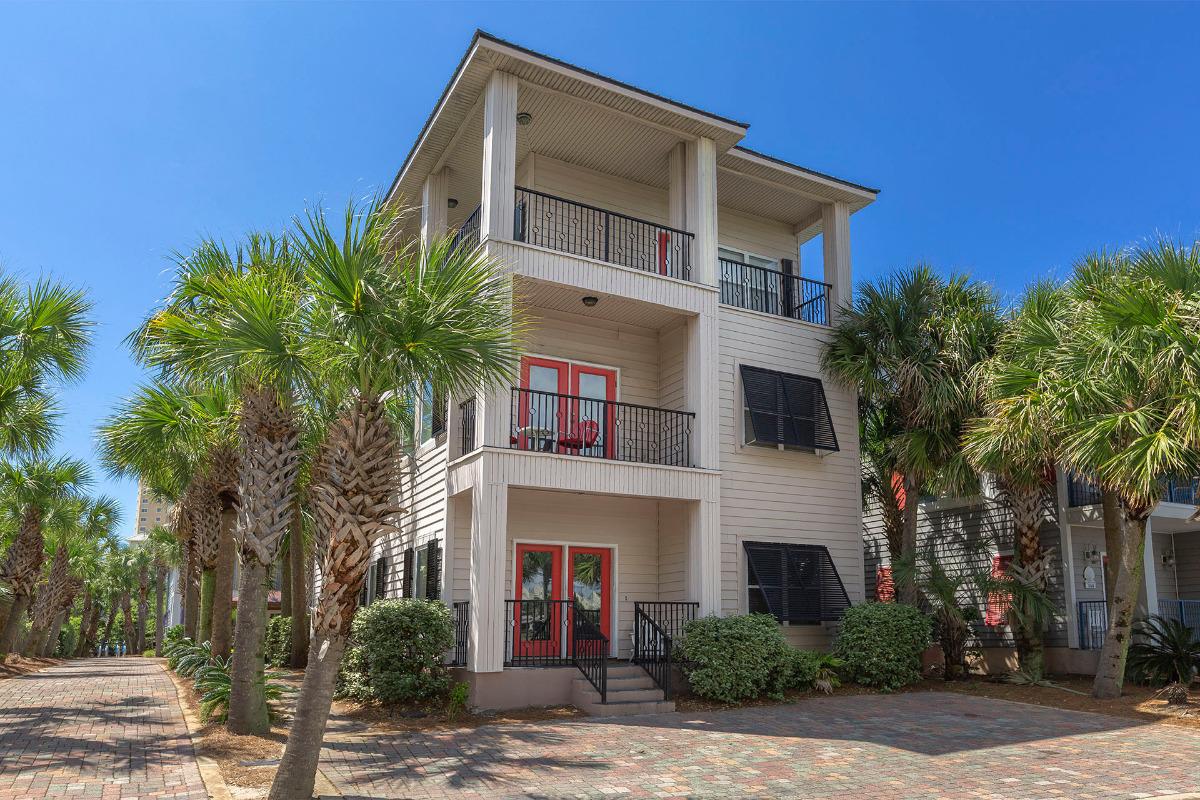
[320,691,1200,799]
[0,656,207,799]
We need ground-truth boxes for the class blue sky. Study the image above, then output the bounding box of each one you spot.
[2,2,1198,536]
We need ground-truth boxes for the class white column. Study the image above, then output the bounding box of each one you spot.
[821,201,852,316]
[1142,517,1158,617]
[1055,468,1081,648]
[480,70,518,243]
[468,472,508,672]
[687,497,722,616]
[684,305,719,470]
[684,137,717,286]
[420,168,449,245]
[667,142,687,232]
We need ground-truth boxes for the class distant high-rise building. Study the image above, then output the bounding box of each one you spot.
[135,480,171,537]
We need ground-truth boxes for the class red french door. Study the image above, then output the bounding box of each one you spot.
[514,543,562,658]
[518,356,617,458]
[567,546,612,646]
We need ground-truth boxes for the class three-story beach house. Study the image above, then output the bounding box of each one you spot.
[353,31,878,712]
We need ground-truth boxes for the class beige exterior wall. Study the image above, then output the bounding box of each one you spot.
[716,305,864,649]
[1175,533,1200,598]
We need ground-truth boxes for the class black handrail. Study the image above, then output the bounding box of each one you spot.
[458,397,476,456]
[632,601,698,699]
[1069,473,1199,507]
[513,186,694,281]
[451,601,469,666]
[718,257,831,326]
[1077,600,1107,650]
[510,387,694,467]
[571,600,608,704]
[504,599,575,667]
[449,205,481,253]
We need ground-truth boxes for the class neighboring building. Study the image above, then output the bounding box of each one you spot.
[339,31,878,712]
[135,479,171,538]
[862,474,1200,675]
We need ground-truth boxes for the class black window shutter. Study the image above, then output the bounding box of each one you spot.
[402,547,414,598]
[425,541,442,600]
[740,365,839,452]
[744,541,850,623]
[431,386,447,438]
[374,556,387,600]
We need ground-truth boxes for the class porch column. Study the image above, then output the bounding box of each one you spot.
[468,474,508,672]
[1141,517,1159,617]
[687,496,721,616]
[1055,468,1081,648]
[421,167,449,245]
[480,70,518,243]
[684,304,719,470]
[667,142,687,231]
[821,201,852,318]
[684,137,717,287]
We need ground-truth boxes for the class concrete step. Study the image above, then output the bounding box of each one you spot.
[573,675,656,692]
[605,663,651,679]
[577,685,664,703]
[575,698,676,717]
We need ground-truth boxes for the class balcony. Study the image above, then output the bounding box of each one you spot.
[513,187,695,282]
[719,258,831,325]
[509,387,693,467]
[1067,474,1200,508]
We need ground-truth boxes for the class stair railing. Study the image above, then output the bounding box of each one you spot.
[570,601,608,704]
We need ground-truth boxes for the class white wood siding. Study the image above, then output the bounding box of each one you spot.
[1174,533,1200,598]
[717,304,863,648]
[529,154,669,226]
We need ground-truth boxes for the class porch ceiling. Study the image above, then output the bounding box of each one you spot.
[515,275,689,331]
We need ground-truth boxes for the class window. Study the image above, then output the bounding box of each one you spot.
[740,365,838,452]
[414,546,428,599]
[420,382,447,443]
[744,541,850,623]
[719,247,781,312]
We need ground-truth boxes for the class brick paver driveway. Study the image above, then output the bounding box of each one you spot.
[320,691,1200,800]
[0,657,207,799]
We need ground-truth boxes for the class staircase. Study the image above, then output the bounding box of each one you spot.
[571,663,674,716]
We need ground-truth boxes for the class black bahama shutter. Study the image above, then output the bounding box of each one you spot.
[425,541,442,601]
[744,541,850,623]
[374,556,387,600]
[401,547,414,598]
[740,365,838,452]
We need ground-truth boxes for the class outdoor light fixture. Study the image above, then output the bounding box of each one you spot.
[516,112,533,126]
[1162,550,1176,568]
[1081,545,1102,564]
[447,198,459,209]
[581,296,599,307]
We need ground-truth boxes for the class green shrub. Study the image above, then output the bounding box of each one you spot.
[679,614,791,703]
[335,599,455,704]
[56,623,77,658]
[194,655,294,722]
[164,625,186,649]
[787,649,843,694]
[265,615,293,667]
[833,602,932,691]
[446,681,470,719]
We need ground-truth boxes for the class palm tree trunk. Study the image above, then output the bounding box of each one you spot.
[183,538,200,641]
[280,537,292,618]
[136,569,150,654]
[1092,511,1148,699]
[1010,485,1046,678]
[289,501,309,668]
[227,558,271,733]
[121,593,135,657]
[154,565,166,656]
[76,590,93,657]
[270,397,399,800]
[1101,490,1123,613]
[897,473,920,605]
[227,385,301,735]
[101,597,118,655]
[267,632,346,800]
[211,510,236,660]
[79,597,101,657]
[0,594,30,658]
[24,583,54,658]
[198,568,216,643]
[43,610,66,658]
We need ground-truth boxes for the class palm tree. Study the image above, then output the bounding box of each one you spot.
[0,457,91,657]
[822,266,1001,603]
[269,201,521,800]
[146,525,181,656]
[1054,241,1200,698]
[134,234,307,734]
[962,282,1068,679]
[97,381,238,653]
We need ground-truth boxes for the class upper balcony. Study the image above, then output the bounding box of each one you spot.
[1066,473,1200,509]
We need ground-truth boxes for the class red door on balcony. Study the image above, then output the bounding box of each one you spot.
[518,357,617,457]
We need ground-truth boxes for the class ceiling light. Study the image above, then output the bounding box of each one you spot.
[581,296,599,307]
[516,112,533,126]
[447,198,459,209]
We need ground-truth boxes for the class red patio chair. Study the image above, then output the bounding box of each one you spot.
[558,419,599,451]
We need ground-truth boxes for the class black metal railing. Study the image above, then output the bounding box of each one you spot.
[632,601,698,699]
[1067,474,1103,507]
[510,387,693,467]
[1078,600,1108,650]
[571,601,608,703]
[451,601,469,666]
[1158,599,1200,642]
[1163,479,1200,505]
[718,258,830,325]
[513,187,694,281]
[449,205,481,253]
[459,397,476,456]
